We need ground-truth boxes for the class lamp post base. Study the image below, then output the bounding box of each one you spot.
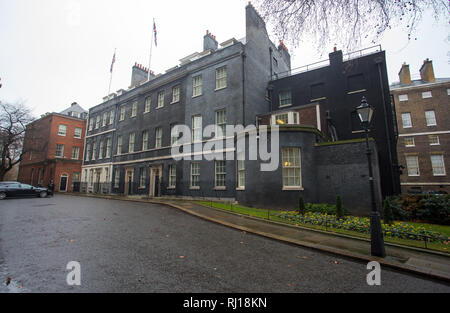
[370,212,386,257]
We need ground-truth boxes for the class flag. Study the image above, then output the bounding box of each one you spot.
[153,20,157,47]
[110,51,116,73]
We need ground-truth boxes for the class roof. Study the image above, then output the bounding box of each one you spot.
[59,102,87,115]
[390,77,450,90]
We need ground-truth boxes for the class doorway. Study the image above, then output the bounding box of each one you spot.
[149,165,162,197]
[59,174,68,192]
[124,169,134,196]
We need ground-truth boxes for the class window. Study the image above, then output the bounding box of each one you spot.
[142,130,149,150]
[55,144,64,157]
[157,91,164,108]
[429,135,440,145]
[89,118,94,131]
[422,91,432,99]
[404,137,415,147]
[74,127,82,138]
[117,136,122,155]
[139,168,147,188]
[102,112,107,126]
[155,127,162,148]
[237,152,245,189]
[114,168,120,188]
[58,125,67,136]
[131,101,137,117]
[109,110,114,125]
[282,147,301,188]
[279,91,292,107]
[106,138,111,158]
[99,141,104,159]
[425,110,437,126]
[190,162,200,188]
[401,113,412,128]
[405,155,419,176]
[171,125,180,145]
[89,169,93,186]
[215,110,226,137]
[274,113,289,125]
[119,106,125,121]
[85,143,91,161]
[447,89,450,96]
[193,75,202,97]
[398,94,408,102]
[144,97,151,113]
[129,133,135,153]
[192,115,202,142]
[71,146,80,159]
[95,115,100,129]
[431,155,446,176]
[92,142,97,160]
[216,66,227,90]
[215,161,226,188]
[168,164,176,188]
[172,85,180,103]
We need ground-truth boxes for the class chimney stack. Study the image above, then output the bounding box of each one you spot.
[399,62,411,85]
[419,58,435,83]
[131,62,153,86]
[203,30,218,51]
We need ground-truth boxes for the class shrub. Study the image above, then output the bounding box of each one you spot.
[417,195,450,225]
[336,195,344,219]
[383,197,395,225]
[298,196,306,215]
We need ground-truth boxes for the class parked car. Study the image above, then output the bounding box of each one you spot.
[0,182,53,200]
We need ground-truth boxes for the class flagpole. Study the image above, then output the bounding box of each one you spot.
[108,48,116,96]
[148,18,154,81]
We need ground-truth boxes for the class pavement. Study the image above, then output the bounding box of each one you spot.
[67,192,450,283]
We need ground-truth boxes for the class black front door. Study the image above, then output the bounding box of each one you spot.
[60,176,67,191]
[154,171,160,197]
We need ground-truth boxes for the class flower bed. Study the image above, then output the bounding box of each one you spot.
[276,211,449,243]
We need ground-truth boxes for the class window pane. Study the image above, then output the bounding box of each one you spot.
[282,147,301,187]
[405,156,419,176]
[279,91,292,106]
[431,155,445,176]
[425,110,436,126]
[401,113,412,128]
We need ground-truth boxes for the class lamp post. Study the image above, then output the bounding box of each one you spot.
[356,97,386,258]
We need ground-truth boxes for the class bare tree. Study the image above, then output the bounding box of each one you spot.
[254,0,449,51]
[0,102,41,181]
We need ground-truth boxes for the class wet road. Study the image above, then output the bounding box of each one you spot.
[0,194,449,292]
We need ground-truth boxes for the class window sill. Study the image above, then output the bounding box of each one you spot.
[236,187,245,191]
[310,97,326,102]
[189,186,200,190]
[282,186,304,191]
[432,174,446,177]
[192,94,202,98]
[167,186,176,190]
[279,104,292,108]
[347,89,366,95]
[156,106,164,110]
[214,186,226,190]
[170,100,179,105]
[215,86,227,92]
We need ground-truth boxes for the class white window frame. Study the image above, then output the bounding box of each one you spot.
[85,143,91,161]
[215,110,226,137]
[405,155,420,176]
[172,85,180,103]
[190,162,200,188]
[192,115,202,142]
[214,160,226,189]
[193,75,202,97]
[430,155,446,176]
[131,101,137,117]
[139,167,147,188]
[92,142,97,160]
[144,97,151,113]
[422,91,432,99]
[271,112,299,125]
[95,115,100,129]
[168,164,176,188]
[282,147,302,189]
[89,118,94,131]
[109,110,114,125]
[102,112,107,126]
[114,169,120,188]
[157,91,164,108]
[55,144,64,158]
[58,124,67,136]
[98,141,104,159]
[142,130,149,150]
[74,127,82,138]
[71,146,80,160]
[171,125,180,146]
[237,152,245,189]
[429,135,440,145]
[119,106,125,121]
[106,138,111,158]
[279,91,292,107]
[404,137,415,147]
[117,136,122,155]
[129,133,135,153]
[425,110,437,126]
[401,113,412,128]
[215,66,227,90]
[398,94,408,102]
[155,127,162,148]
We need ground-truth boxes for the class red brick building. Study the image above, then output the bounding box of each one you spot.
[390,59,449,194]
[18,103,88,192]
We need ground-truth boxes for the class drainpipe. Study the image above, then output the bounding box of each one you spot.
[241,50,246,126]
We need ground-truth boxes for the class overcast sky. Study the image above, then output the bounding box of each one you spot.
[1,0,449,117]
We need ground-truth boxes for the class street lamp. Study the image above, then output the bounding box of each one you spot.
[356,97,386,258]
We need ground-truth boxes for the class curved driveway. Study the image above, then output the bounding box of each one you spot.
[0,194,449,292]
